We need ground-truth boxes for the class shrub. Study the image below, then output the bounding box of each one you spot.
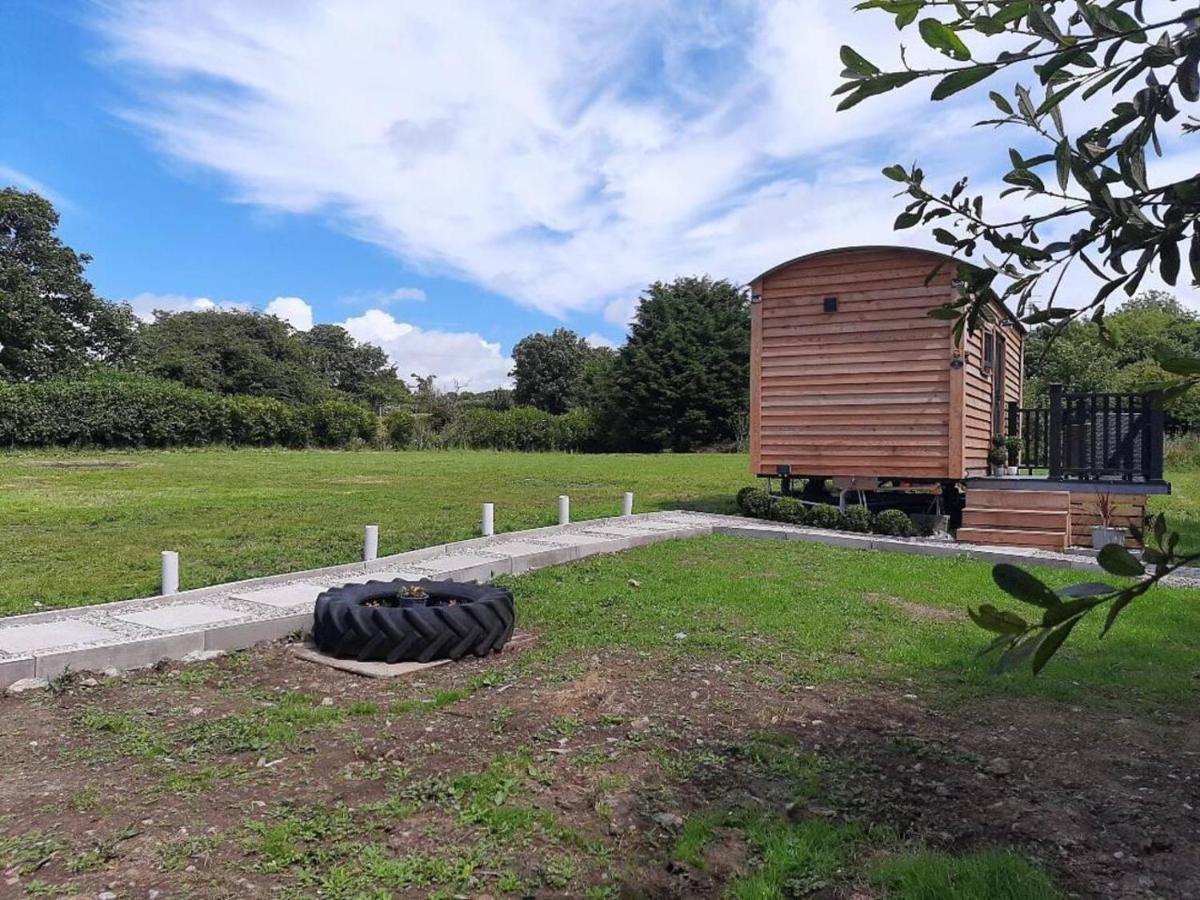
[874,509,915,537]
[226,395,310,447]
[502,407,559,451]
[552,407,603,452]
[382,409,416,449]
[735,486,760,514]
[310,400,376,448]
[740,488,771,519]
[839,505,873,533]
[444,406,602,452]
[0,372,230,448]
[773,497,807,525]
[807,504,841,530]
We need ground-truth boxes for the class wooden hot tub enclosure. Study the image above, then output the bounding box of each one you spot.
[748,245,1024,482]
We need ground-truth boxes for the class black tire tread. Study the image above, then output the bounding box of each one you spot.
[312,579,515,663]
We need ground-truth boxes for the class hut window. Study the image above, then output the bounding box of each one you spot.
[823,296,838,313]
[982,331,995,371]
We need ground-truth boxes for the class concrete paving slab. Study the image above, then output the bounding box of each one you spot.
[205,612,312,652]
[291,644,450,678]
[416,552,507,574]
[0,656,35,691]
[0,620,117,655]
[290,631,537,678]
[508,546,579,574]
[537,532,624,547]
[35,632,204,679]
[232,581,331,609]
[486,540,570,556]
[714,524,792,541]
[113,603,244,631]
[428,562,511,583]
[347,570,441,585]
[578,524,674,537]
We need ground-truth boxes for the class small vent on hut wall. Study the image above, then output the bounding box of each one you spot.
[823,296,838,313]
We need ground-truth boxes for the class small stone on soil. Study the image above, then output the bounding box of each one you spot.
[653,812,683,829]
[983,757,1012,776]
[5,677,49,695]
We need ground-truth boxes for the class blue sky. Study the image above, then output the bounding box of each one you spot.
[5,1,1193,388]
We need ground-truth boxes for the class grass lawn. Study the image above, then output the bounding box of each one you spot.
[3,534,1196,897]
[1150,467,1200,552]
[4,447,1199,619]
[0,449,747,617]
[514,535,1200,708]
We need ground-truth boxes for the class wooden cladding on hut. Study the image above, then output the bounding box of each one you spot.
[748,246,1024,481]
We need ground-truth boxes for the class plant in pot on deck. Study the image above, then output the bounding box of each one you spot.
[988,435,1008,477]
[1091,491,1127,551]
[1004,435,1022,477]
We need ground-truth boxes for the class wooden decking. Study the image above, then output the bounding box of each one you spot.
[958,488,1071,550]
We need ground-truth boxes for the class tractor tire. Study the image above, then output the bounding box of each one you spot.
[312,579,515,663]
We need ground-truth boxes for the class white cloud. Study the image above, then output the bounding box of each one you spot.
[96,0,1199,320]
[584,332,618,350]
[92,1,947,319]
[264,295,314,331]
[338,286,427,307]
[384,287,427,303]
[0,165,73,210]
[339,309,512,390]
[124,292,248,321]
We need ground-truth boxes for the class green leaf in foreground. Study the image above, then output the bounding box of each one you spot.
[992,563,1060,608]
[918,18,971,61]
[1097,544,1145,577]
[931,65,996,100]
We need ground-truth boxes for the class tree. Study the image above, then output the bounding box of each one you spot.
[574,345,618,408]
[611,276,749,452]
[510,328,593,414]
[1026,290,1200,429]
[0,188,136,381]
[300,324,408,411]
[134,309,329,404]
[840,3,1199,340]
[840,2,1200,673]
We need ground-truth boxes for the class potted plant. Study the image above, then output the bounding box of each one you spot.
[988,435,1008,477]
[1091,491,1127,550]
[1004,435,1022,477]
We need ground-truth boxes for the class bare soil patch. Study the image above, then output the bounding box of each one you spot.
[1,641,1197,898]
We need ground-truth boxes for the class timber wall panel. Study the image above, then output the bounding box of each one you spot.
[753,247,955,478]
[1069,492,1146,548]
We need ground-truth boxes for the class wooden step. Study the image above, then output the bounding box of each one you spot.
[956,527,1069,551]
[965,489,1070,512]
[961,508,1070,530]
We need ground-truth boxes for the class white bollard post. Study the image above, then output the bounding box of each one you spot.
[481,502,495,537]
[364,525,379,562]
[558,495,570,525]
[622,491,634,516]
[161,551,179,596]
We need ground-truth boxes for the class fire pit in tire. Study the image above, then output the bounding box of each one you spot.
[313,579,515,663]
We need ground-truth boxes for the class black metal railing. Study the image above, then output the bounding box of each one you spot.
[1007,383,1165,482]
[1009,402,1050,471]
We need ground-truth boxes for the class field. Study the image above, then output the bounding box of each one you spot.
[2,450,1199,897]
[2,448,1196,619]
[0,450,747,617]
